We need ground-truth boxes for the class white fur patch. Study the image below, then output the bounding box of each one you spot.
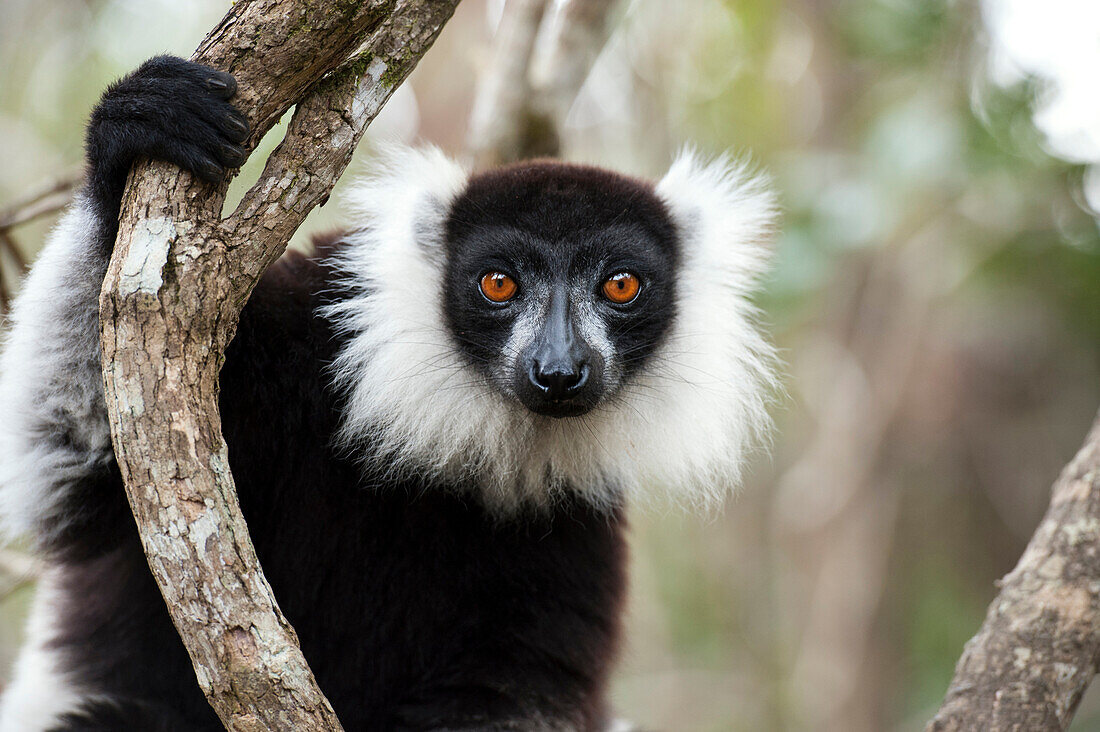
[327,147,778,512]
[0,569,94,730]
[0,197,114,544]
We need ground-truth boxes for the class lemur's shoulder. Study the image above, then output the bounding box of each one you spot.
[248,228,357,316]
[257,229,348,291]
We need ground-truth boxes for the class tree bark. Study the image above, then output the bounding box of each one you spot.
[97,1,460,729]
[928,408,1100,731]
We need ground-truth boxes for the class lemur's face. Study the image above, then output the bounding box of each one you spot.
[443,163,679,418]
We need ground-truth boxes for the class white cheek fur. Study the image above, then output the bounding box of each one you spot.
[327,145,779,512]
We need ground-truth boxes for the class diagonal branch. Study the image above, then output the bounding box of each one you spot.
[228,2,461,246]
[98,1,459,729]
[928,408,1100,731]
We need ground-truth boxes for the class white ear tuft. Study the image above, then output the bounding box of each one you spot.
[656,148,778,291]
[340,144,469,250]
[323,145,475,476]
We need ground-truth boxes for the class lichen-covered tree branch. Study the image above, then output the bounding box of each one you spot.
[98,1,459,729]
[928,408,1100,731]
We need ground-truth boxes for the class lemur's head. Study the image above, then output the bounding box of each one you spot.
[327,146,777,511]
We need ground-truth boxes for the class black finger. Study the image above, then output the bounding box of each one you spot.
[217,143,247,168]
[219,109,250,142]
[193,156,225,183]
[204,72,238,99]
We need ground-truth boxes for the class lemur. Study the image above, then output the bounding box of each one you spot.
[0,56,776,731]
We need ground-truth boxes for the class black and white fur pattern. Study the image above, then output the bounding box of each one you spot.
[0,57,776,731]
[0,200,113,547]
[328,146,777,511]
[0,200,119,730]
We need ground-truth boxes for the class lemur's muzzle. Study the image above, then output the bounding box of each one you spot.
[516,288,603,417]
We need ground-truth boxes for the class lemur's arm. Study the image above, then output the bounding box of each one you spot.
[0,56,248,553]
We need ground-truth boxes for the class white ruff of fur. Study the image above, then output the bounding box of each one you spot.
[0,569,97,730]
[0,198,114,544]
[327,146,778,512]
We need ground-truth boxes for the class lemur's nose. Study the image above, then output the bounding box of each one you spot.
[530,361,590,399]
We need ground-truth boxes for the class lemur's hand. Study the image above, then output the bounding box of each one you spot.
[85,55,251,212]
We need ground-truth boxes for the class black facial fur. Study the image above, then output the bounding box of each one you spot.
[443,161,680,418]
[84,54,249,243]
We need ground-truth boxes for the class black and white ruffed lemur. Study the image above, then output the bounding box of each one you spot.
[0,56,776,731]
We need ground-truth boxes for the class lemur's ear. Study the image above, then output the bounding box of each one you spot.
[343,145,469,255]
[325,146,469,460]
[655,149,778,293]
[611,150,778,508]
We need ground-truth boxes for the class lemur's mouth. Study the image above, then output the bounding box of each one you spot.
[526,398,596,419]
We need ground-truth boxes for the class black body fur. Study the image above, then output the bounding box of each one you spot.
[35,58,634,731]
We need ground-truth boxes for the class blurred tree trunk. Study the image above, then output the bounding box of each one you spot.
[98,1,459,729]
[467,0,619,167]
[928,408,1100,731]
[775,216,954,732]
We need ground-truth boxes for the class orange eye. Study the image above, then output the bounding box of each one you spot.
[602,272,640,304]
[479,272,518,303]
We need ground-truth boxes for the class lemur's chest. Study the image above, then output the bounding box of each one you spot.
[237,471,628,728]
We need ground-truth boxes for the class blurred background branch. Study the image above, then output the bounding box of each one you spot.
[775,214,962,730]
[0,167,79,313]
[467,0,549,166]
